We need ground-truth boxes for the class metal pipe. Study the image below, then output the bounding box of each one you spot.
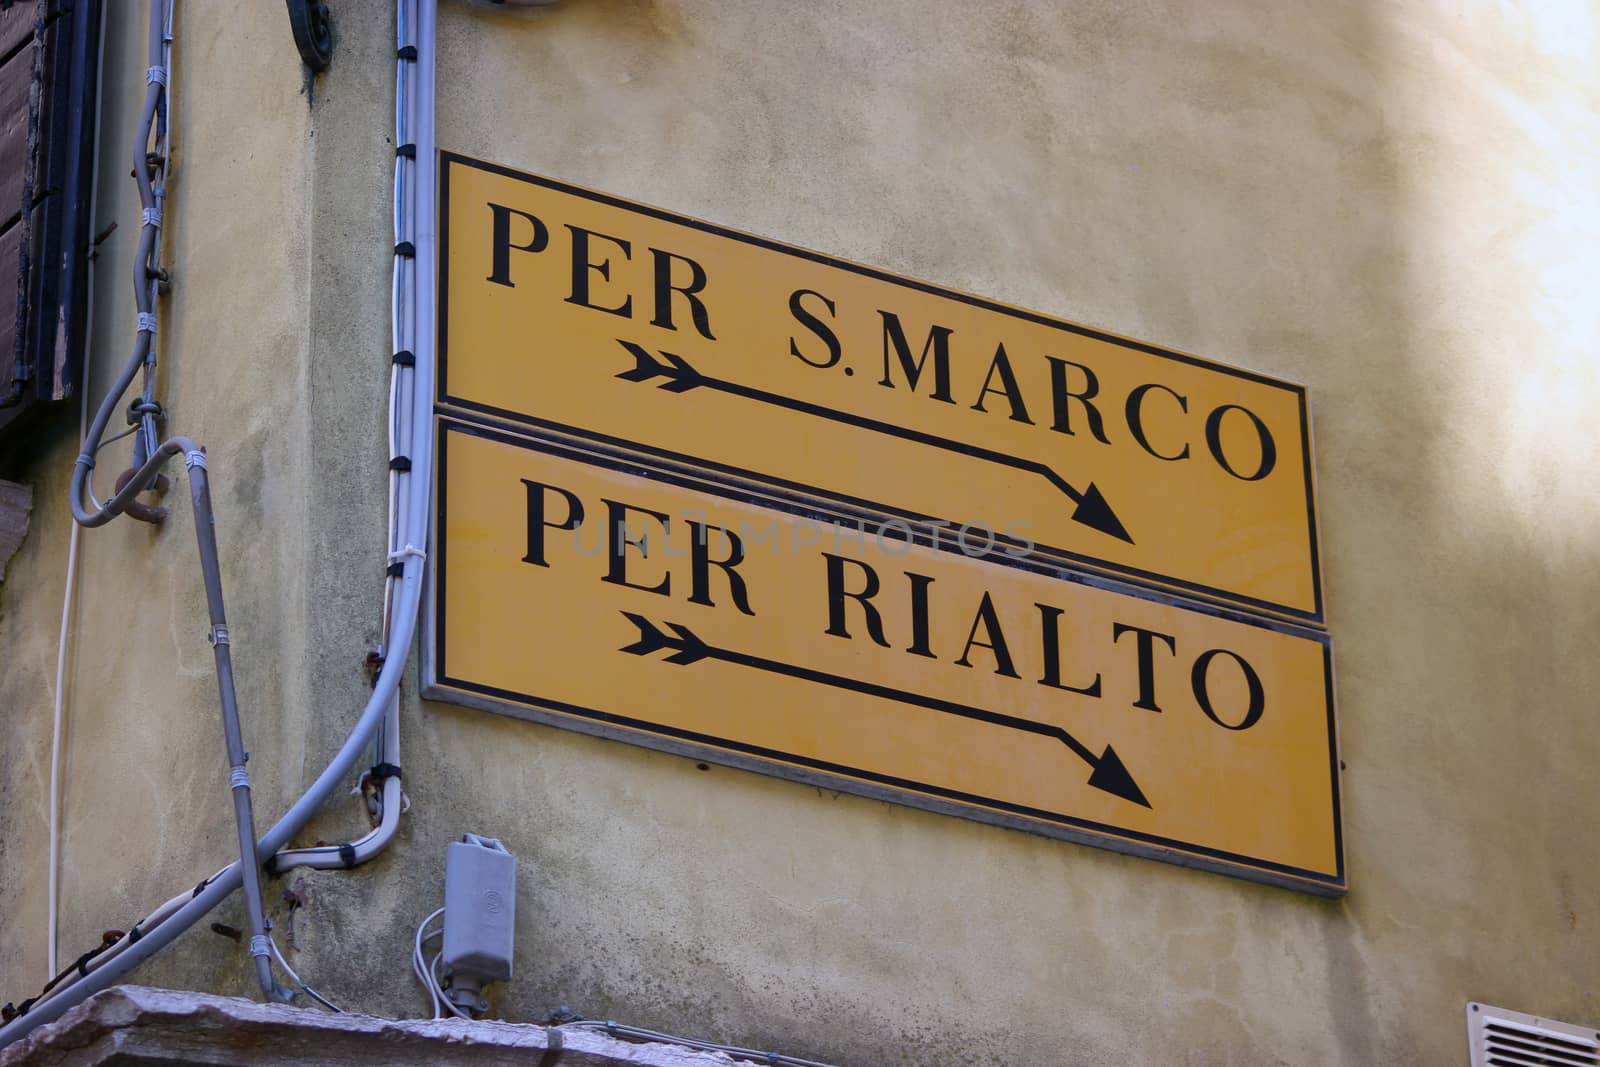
[184,448,289,1002]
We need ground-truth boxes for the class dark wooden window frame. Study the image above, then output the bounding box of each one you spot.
[0,0,101,450]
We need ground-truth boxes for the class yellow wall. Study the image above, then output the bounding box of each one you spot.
[2,2,1597,1063]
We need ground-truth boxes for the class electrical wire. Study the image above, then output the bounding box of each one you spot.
[266,0,417,879]
[0,0,445,1043]
[46,0,111,981]
[266,936,342,1014]
[410,907,476,1021]
[429,953,470,1020]
[411,907,441,1018]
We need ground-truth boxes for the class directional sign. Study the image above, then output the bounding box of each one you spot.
[424,420,1345,895]
[438,154,1326,623]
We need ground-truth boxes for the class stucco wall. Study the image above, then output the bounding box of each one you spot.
[3,2,1598,1065]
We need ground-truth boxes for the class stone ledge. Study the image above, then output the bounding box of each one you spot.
[0,985,821,1067]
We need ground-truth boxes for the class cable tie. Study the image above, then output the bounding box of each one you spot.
[142,207,162,228]
[396,143,416,159]
[392,350,415,366]
[397,44,418,61]
[249,934,270,959]
[146,65,167,85]
[208,624,230,647]
[389,455,412,472]
[185,449,208,471]
[137,312,158,334]
[388,544,427,565]
[229,765,250,790]
[338,843,357,869]
[74,952,91,978]
[75,452,96,470]
[394,241,415,258]
[369,762,403,784]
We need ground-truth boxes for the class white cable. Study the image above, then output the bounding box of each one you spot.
[46,0,112,979]
[46,530,79,983]
[430,951,469,1020]
[267,936,342,1013]
[411,907,444,1019]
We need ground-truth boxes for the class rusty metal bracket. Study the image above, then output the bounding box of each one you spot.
[112,467,170,525]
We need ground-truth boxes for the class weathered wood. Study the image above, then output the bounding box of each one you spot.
[0,208,20,397]
[0,0,56,64]
[0,16,59,236]
[0,40,32,236]
[0,476,30,581]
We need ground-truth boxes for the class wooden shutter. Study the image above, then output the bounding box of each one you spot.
[0,0,100,446]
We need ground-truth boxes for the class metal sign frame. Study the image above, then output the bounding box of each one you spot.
[421,418,1345,896]
[435,152,1327,626]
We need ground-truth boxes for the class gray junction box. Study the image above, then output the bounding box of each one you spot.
[442,834,518,992]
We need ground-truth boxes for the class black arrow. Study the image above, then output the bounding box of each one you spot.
[617,340,1134,544]
[620,612,1150,807]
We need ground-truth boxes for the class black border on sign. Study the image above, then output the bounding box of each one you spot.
[435,151,1327,627]
[426,416,1346,897]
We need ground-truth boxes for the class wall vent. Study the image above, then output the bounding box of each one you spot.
[1468,1002,1600,1067]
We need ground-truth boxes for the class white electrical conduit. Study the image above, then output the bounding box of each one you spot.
[0,0,439,1046]
[267,0,417,879]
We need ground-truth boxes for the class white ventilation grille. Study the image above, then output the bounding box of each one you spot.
[1468,1002,1600,1067]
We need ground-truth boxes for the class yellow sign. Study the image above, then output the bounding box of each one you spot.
[425,420,1344,895]
[439,154,1325,624]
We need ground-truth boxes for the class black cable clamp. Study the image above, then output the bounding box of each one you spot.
[127,924,142,944]
[397,44,418,61]
[389,456,412,472]
[1,1003,14,1023]
[369,762,403,784]
[263,854,280,876]
[385,561,404,577]
[74,951,93,978]
[126,398,165,426]
[392,350,415,366]
[396,143,416,159]
[394,241,416,258]
[193,879,208,898]
[338,843,357,869]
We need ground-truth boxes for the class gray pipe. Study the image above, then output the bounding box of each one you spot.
[184,447,290,1003]
[0,0,442,1047]
[63,0,285,1005]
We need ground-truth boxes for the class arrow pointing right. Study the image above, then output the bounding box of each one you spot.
[616,340,1135,545]
[619,612,1151,808]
